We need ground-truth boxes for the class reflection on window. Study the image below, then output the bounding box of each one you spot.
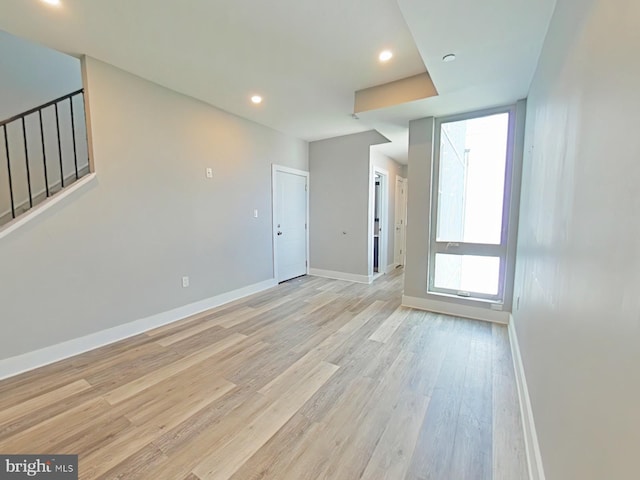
[436,113,509,245]
[434,254,500,296]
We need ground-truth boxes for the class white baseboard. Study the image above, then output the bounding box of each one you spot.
[308,268,372,284]
[0,278,277,381]
[402,295,510,324]
[385,263,396,274]
[508,316,546,480]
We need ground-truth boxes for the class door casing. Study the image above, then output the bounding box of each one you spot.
[394,175,408,267]
[272,164,310,283]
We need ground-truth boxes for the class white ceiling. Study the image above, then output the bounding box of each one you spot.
[0,0,556,164]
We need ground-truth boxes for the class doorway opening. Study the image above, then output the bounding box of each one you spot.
[369,166,388,281]
[374,173,381,275]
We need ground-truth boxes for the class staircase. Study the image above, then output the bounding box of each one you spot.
[0,89,90,228]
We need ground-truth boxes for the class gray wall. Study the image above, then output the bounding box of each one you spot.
[513,0,640,478]
[404,117,434,297]
[0,57,308,360]
[0,30,82,119]
[308,130,388,276]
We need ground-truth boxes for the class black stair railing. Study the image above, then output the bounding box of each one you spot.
[0,89,90,227]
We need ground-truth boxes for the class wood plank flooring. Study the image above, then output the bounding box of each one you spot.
[0,270,529,479]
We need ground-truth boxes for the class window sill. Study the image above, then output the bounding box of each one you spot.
[427,290,504,308]
[402,292,510,324]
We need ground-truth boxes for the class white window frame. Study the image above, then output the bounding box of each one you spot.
[428,105,518,303]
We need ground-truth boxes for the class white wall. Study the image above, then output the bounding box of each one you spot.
[308,130,388,277]
[0,57,307,361]
[513,0,640,478]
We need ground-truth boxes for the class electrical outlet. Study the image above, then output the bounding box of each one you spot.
[206,168,213,179]
[182,276,190,288]
[253,209,258,218]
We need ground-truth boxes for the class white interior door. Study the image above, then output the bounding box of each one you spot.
[273,166,308,283]
[394,177,408,266]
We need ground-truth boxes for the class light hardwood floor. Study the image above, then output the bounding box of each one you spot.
[0,270,529,480]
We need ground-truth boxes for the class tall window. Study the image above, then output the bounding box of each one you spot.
[429,107,517,302]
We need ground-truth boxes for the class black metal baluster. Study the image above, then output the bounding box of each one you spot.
[69,96,79,180]
[3,124,15,219]
[39,109,49,197]
[21,117,33,208]
[81,91,90,168]
[54,102,64,189]
[0,89,85,222]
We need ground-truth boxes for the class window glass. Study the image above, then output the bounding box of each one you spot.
[436,113,509,245]
[434,254,500,296]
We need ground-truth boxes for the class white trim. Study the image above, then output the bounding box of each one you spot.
[394,175,408,267]
[385,263,397,274]
[309,268,372,284]
[401,295,509,324]
[0,166,91,222]
[508,315,546,480]
[0,278,277,381]
[272,164,310,283]
[0,173,97,240]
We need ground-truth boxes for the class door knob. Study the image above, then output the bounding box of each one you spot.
[277,231,283,236]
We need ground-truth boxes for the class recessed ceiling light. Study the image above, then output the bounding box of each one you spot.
[251,95,263,105]
[443,53,457,62]
[379,50,393,62]
[41,0,61,6]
